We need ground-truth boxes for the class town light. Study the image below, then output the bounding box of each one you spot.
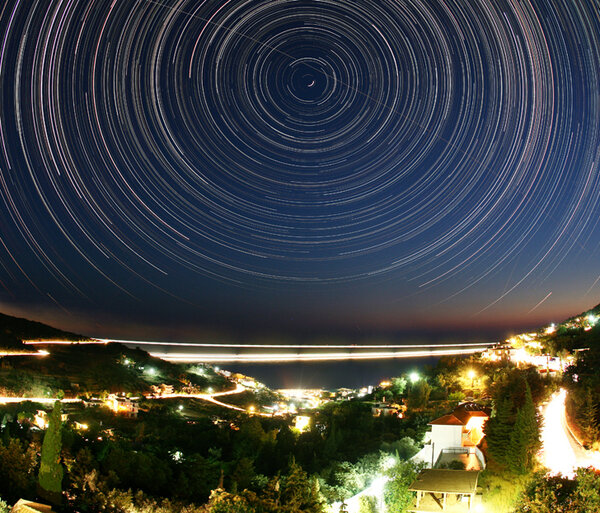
[248,405,256,414]
[409,372,420,383]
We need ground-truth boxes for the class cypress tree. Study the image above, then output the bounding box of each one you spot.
[485,396,514,467]
[38,401,63,505]
[582,388,599,445]
[508,383,539,474]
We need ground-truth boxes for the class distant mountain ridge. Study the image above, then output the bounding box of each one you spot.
[0,312,88,348]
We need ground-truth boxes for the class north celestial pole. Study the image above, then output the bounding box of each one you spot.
[0,0,599,339]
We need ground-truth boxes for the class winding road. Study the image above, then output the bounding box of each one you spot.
[540,388,600,476]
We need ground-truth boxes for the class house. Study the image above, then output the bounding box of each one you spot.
[412,403,489,470]
[105,394,139,418]
[371,400,406,418]
[33,410,69,430]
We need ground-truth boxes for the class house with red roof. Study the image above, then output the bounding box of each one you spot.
[411,403,489,470]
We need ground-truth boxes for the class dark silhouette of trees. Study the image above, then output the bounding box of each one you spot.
[38,401,64,505]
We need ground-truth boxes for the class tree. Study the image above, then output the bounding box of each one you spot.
[390,377,407,399]
[203,488,258,513]
[38,401,64,505]
[484,396,514,468]
[384,460,422,512]
[507,383,540,474]
[406,381,431,410]
[514,468,600,513]
[0,437,39,502]
[358,495,378,513]
[278,462,327,513]
[513,472,573,512]
[581,387,599,446]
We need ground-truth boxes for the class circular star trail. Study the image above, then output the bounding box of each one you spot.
[0,0,599,321]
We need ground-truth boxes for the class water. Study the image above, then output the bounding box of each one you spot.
[222,357,443,389]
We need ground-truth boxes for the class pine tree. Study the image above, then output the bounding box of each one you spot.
[508,383,539,474]
[485,396,514,467]
[581,388,599,445]
[38,401,63,505]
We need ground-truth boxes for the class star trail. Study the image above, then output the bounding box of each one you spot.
[0,0,599,338]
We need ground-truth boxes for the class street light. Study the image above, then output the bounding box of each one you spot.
[468,370,476,388]
[409,372,420,384]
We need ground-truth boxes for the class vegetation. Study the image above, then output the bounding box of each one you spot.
[383,460,422,512]
[38,401,64,505]
[2,306,600,512]
[513,468,600,512]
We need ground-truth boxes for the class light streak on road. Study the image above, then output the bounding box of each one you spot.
[0,350,48,356]
[95,339,495,350]
[540,388,600,477]
[23,339,495,350]
[150,347,492,363]
[154,384,272,416]
[23,339,107,345]
[22,339,493,363]
[0,397,81,404]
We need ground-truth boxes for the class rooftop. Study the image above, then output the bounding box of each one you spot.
[408,469,480,495]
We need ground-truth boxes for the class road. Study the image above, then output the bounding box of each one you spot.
[23,338,495,363]
[0,383,271,416]
[540,388,600,476]
[149,383,273,415]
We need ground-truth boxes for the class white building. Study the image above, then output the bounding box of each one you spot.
[412,403,488,470]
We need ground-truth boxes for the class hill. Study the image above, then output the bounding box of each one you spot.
[0,311,88,348]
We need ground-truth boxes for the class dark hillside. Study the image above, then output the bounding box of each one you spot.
[0,311,88,348]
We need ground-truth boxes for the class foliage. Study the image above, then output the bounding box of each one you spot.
[202,489,257,513]
[485,378,540,473]
[358,495,378,513]
[406,381,431,410]
[478,469,529,513]
[389,377,407,399]
[447,391,465,403]
[383,460,422,513]
[507,383,540,474]
[0,499,9,513]
[0,437,39,502]
[38,401,64,504]
[380,437,420,461]
[514,468,600,513]
[319,452,386,502]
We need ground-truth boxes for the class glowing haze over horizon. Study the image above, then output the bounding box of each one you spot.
[0,0,599,343]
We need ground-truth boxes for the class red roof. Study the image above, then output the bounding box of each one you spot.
[429,414,464,426]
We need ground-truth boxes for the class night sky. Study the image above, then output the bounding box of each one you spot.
[0,0,599,343]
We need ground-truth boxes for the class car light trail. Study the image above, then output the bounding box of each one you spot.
[0,397,82,404]
[21,338,492,363]
[23,338,496,349]
[0,350,49,357]
[154,384,272,416]
[150,346,491,363]
[540,388,600,477]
